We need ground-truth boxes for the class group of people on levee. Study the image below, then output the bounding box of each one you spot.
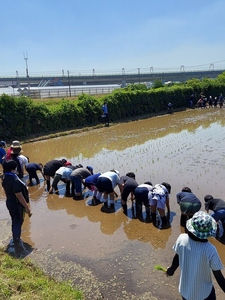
[193,92,224,109]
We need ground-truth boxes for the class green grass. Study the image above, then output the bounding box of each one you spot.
[0,248,83,300]
[33,94,106,105]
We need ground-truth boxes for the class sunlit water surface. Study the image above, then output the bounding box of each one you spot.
[1,108,225,299]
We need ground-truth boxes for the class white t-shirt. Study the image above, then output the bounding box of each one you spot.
[137,183,152,191]
[100,171,120,189]
[173,233,223,300]
[149,183,168,204]
[56,167,68,176]
[18,154,28,167]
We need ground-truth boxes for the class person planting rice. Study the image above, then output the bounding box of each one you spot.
[176,186,201,227]
[149,182,171,229]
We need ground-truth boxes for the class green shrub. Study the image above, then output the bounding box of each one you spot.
[1,72,225,140]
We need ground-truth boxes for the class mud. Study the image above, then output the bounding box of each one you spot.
[1,108,225,299]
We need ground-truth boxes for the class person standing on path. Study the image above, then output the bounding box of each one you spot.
[166,211,225,300]
[102,101,109,126]
[2,160,31,253]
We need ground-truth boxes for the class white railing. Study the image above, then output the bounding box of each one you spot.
[18,84,121,99]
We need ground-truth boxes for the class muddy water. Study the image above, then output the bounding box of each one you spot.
[1,108,225,299]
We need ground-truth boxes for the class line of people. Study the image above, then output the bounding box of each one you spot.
[176,186,225,239]
[1,140,225,254]
[194,93,224,109]
[32,160,174,230]
[44,163,173,229]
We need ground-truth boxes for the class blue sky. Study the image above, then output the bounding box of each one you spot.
[1,0,225,76]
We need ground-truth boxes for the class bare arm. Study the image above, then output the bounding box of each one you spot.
[15,192,31,216]
[41,171,46,179]
[166,197,170,212]
[114,190,118,197]
[118,183,124,195]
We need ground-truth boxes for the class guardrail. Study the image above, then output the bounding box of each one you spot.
[0,66,225,78]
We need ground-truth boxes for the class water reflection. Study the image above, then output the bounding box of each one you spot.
[1,108,225,299]
[123,219,172,250]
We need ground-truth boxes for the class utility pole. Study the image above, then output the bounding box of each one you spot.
[67,70,71,97]
[23,51,30,96]
[16,70,20,88]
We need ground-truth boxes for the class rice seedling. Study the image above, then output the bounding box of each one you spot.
[154,265,167,272]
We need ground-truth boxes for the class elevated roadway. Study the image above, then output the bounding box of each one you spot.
[0,69,224,88]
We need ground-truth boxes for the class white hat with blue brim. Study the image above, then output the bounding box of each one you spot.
[186,211,217,239]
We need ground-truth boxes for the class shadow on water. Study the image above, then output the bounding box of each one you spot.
[1,108,225,299]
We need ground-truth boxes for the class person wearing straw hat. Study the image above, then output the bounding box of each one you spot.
[5,140,22,161]
[166,211,225,300]
[10,140,22,151]
[9,141,24,179]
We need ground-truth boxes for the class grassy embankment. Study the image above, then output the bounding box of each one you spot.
[23,95,171,143]
[0,248,83,300]
[20,96,108,143]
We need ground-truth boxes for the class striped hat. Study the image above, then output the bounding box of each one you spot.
[186,211,217,239]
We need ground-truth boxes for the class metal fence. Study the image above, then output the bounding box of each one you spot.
[20,84,121,99]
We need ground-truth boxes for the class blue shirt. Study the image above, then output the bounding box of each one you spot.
[62,167,73,180]
[85,173,101,185]
[26,163,42,176]
[102,104,108,114]
[0,148,6,164]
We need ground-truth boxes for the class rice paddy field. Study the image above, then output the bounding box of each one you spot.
[1,107,225,299]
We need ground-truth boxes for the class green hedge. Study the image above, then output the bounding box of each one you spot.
[1,73,225,140]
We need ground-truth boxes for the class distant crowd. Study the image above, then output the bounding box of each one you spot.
[191,92,224,109]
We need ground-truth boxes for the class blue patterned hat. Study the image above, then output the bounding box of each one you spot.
[186,211,217,239]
